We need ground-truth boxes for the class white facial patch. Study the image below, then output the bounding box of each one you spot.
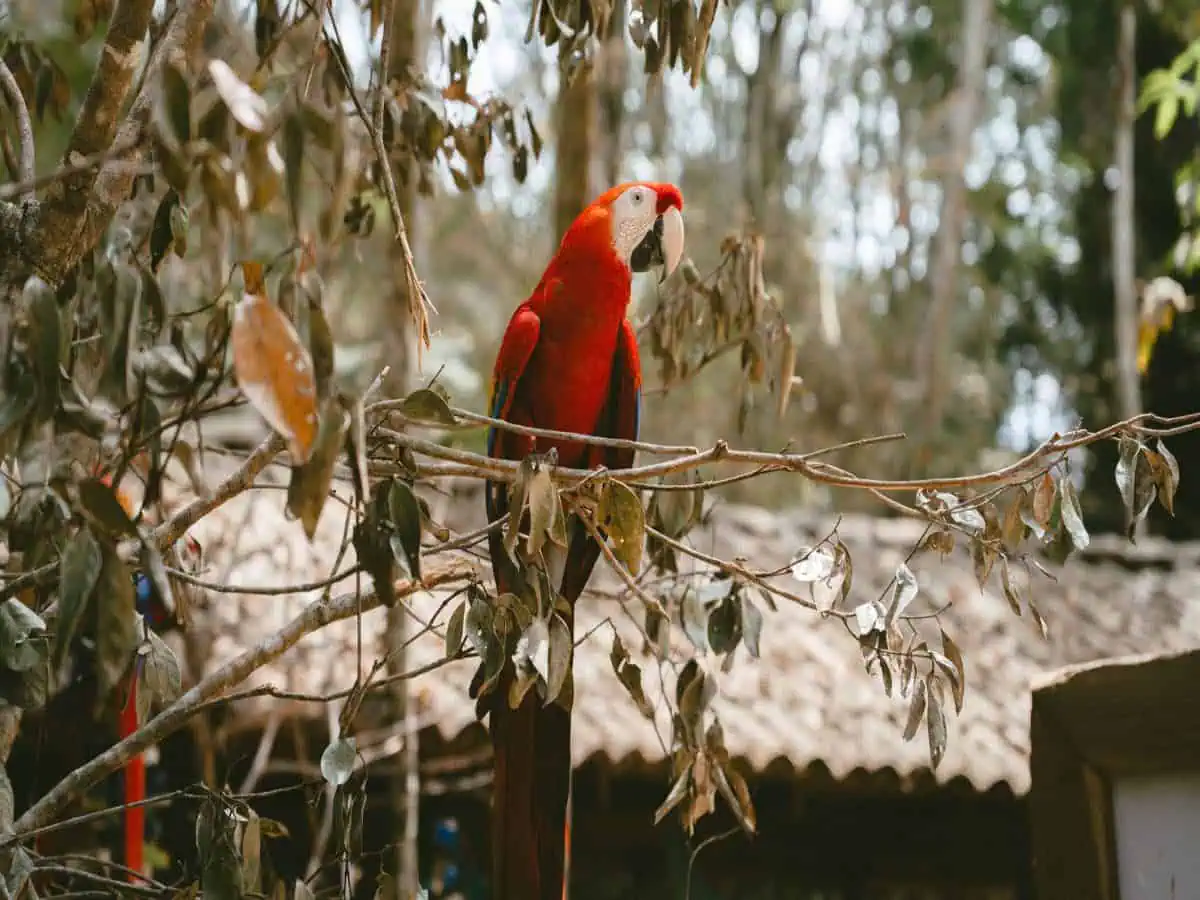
[610,185,661,263]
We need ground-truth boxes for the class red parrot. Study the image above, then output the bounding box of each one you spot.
[476,182,684,899]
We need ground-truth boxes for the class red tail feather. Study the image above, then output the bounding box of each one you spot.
[120,675,145,881]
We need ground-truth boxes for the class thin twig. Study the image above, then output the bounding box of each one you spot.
[4,561,473,841]
[321,0,432,357]
[0,59,35,190]
[0,137,146,201]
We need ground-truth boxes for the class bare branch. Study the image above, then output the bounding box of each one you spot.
[376,411,1200,498]
[4,560,474,841]
[148,433,283,551]
[0,60,34,191]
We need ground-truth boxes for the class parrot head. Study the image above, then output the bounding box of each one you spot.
[563,181,685,282]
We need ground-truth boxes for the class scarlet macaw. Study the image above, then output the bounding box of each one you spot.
[477,182,684,899]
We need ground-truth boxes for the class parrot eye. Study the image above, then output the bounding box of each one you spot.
[631,188,645,205]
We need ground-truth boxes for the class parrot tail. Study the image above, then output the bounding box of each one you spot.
[488,602,575,900]
[120,672,145,881]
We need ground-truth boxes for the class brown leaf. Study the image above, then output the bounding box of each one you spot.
[1146,441,1180,517]
[286,397,349,540]
[970,539,996,588]
[938,629,966,714]
[999,556,1023,617]
[1000,489,1028,551]
[903,677,926,741]
[231,262,319,464]
[654,766,691,826]
[1032,472,1055,527]
[925,676,948,769]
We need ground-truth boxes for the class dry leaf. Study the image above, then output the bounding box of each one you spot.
[232,261,319,463]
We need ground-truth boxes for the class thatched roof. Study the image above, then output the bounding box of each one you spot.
[179,456,1200,795]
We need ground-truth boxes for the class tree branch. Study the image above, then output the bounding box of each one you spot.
[4,561,474,842]
[9,0,215,286]
[0,60,34,191]
[375,411,1200,495]
[63,0,155,185]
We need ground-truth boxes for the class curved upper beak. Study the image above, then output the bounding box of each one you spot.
[660,206,684,281]
[629,205,686,279]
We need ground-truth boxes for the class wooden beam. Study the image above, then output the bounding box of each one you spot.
[1030,647,1200,899]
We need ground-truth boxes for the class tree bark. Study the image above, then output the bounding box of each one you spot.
[742,0,787,228]
[553,58,597,238]
[594,0,627,189]
[914,0,993,444]
[380,0,424,895]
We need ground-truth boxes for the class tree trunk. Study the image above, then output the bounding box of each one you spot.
[595,0,627,189]
[914,0,993,447]
[742,0,787,228]
[554,57,598,238]
[382,0,424,895]
[380,0,422,403]
[1113,2,1140,423]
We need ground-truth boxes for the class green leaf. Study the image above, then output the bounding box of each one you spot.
[444,600,466,659]
[195,798,243,900]
[739,594,763,658]
[162,62,191,143]
[53,527,102,671]
[387,479,423,580]
[78,477,139,537]
[139,628,182,710]
[93,540,138,699]
[150,190,181,272]
[680,584,710,651]
[354,482,398,608]
[544,612,571,707]
[26,276,62,422]
[706,591,741,655]
[320,736,357,787]
[282,108,305,230]
[600,481,646,575]
[240,808,262,894]
[0,599,47,673]
[1154,92,1180,140]
[0,766,13,830]
[400,387,458,426]
[308,295,335,402]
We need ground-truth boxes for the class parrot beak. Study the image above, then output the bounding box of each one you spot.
[630,206,685,282]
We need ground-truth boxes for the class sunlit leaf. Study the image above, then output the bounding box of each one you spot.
[208,59,269,132]
[231,261,319,464]
[320,736,357,787]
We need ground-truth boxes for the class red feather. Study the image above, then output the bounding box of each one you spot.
[478,183,675,900]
